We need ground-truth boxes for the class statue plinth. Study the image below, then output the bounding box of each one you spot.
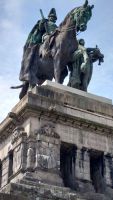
[0,80,113,199]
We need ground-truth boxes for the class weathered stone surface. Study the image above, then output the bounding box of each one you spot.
[0,182,79,200]
[0,193,28,200]
[1,181,113,200]
[41,81,112,104]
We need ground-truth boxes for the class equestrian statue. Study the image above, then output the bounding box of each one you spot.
[11,0,94,99]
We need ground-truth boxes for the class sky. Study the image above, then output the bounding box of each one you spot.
[0,0,113,123]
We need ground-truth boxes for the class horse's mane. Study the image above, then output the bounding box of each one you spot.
[59,6,81,28]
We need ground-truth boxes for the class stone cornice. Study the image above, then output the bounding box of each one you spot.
[1,91,113,142]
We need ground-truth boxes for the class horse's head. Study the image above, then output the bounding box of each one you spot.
[88,47,104,65]
[72,0,94,32]
[94,48,104,65]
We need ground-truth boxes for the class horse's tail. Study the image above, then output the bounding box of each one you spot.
[10,84,24,89]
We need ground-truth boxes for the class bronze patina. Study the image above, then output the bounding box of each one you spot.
[12,0,94,99]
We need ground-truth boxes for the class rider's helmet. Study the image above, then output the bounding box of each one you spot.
[48,8,57,22]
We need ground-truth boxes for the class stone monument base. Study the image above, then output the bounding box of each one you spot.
[1,176,112,200]
[0,81,113,200]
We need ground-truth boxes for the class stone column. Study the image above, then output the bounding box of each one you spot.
[75,147,90,181]
[82,148,90,181]
[104,153,113,187]
[75,147,83,179]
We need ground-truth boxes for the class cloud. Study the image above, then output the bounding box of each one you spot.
[0,0,26,122]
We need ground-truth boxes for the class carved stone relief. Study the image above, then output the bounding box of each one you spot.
[12,126,27,144]
[35,123,60,139]
[35,123,60,170]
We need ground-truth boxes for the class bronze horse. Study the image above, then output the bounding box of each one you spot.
[12,0,94,99]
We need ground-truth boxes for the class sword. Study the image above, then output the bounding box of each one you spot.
[40,9,49,34]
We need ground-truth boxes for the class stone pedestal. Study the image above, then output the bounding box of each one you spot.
[0,80,113,200]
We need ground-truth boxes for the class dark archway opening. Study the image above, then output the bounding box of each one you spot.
[90,150,106,193]
[60,142,76,189]
[8,150,13,181]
